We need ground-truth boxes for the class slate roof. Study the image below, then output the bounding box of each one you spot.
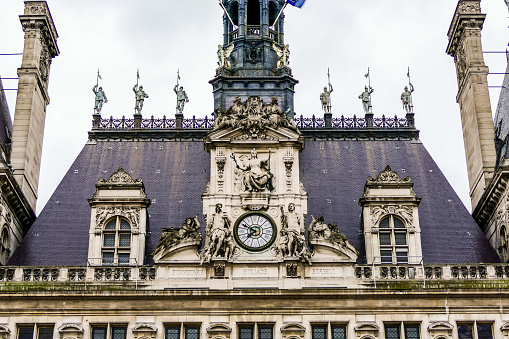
[8,138,500,266]
[0,79,13,155]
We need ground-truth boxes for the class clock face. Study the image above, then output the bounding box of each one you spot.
[234,213,277,251]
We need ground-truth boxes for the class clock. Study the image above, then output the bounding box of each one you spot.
[234,212,277,251]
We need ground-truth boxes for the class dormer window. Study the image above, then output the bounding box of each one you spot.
[88,168,150,266]
[379,216,408,264]
[102,217,132,265]
[359,166,422,265]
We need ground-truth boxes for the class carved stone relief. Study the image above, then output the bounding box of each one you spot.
[98,167,143,185]
[458,1,481,14]
[245,42,263,64]
[216,158,226,192]
[284,159,293,192]
[152,216,202,258]
[370,205,414,233]
[95,207,141,234]
[366,165,410,184]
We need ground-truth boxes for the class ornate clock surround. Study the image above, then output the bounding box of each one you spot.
[233,212,277,252]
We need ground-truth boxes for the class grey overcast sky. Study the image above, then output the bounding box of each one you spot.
[1,0,509,214]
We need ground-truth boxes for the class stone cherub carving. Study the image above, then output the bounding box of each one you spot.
[272,43,290,68]
[308,215,358,254]
[200,204,235,264]
[152,215,201,257]
[133,84,149,114]
[401,83,414,113]
[217,43,235,68]
[231,148,274,192]
[359,86,374,113]
[92,84,108,114]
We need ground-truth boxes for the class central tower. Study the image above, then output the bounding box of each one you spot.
[210,0,298,117]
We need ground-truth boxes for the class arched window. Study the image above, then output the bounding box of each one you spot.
[268,1,277,26]
[247,0,260,26]
[1,226,9,264]
[231,1,239,26]
[102,217,131,265]
[379,215,408,264]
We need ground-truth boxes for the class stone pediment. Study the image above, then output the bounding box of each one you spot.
[206,125,303,146]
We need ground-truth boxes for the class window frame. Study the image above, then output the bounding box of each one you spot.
[91,324,128,339]
[311,323,348,339]
[164,324,201,339]
[457,322,494,339]
[17,324,55,339]
[383,323,420,339]
[379,215,408,264]
[101,216,132,266]
[237,323,274,339]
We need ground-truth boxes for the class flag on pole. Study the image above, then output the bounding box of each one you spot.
[97,70,102,80]
[364,69,370,78]
[137,69,140,80]
[287,0,306,8]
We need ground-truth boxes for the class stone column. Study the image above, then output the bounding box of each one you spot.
[11,1,59,211]
[446,0,496,209]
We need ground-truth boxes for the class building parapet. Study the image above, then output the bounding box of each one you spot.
[1,264,507,291]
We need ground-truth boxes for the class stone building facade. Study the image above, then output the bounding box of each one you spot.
[1,2,509,339]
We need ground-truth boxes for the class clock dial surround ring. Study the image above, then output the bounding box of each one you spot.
[234,212,277,252]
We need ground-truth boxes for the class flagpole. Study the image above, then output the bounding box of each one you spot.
[272,2,287,29]
[218,0,236,28]
[327,68,332,112]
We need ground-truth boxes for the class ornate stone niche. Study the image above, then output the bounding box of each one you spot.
[58,324,84,339]
[359,166,422,265]
[427,322,453,339]
[132,324,157,339]
[206,323,232,339]
[354,322,379,339]
[87,167,151,266]
[280,323,305,339]
[0,325,10,339]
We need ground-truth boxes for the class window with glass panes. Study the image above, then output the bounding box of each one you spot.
[237,324,273,339]
[311,324,346,339]
[102,217,131,265]
[165,325,200,339]
[379,215,408,264]
[91,325,127,339]
[17,325,54,339]
[458,323,493,339]
[384,323,420,339]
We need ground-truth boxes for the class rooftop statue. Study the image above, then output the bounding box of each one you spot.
[231,148,274,192]
[308,215,359,256]
[174,70,189,114]
[133,70,149,114]
[92,84,107,114]
[401,83,415,113]
[272,43,290,68]
[92,70,107,114]
[359,86,374,114]
[320,85,333,113]
[320,68,333,113]
[217,43,235,68]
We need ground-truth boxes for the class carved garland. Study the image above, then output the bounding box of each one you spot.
[366,166,410,184]
[98,167,143,185]
[95,207,141,234]
[370,205,415,234]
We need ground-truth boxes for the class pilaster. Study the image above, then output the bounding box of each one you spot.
[11,1,59,210]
